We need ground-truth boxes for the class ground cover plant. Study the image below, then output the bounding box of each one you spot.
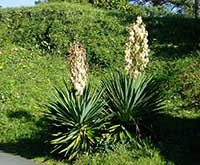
[0,1,200,165]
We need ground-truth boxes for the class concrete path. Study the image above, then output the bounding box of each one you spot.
[0,151,40,165]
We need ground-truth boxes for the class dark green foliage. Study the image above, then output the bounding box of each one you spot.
[90,0,128,10]
[48,0,90,4]
[48,0,146,16]
[46,82,106,160]
[90,0,147,16]
[147,17,200,48]
[145,0,194,16]
[103,72,164,143]
[92,0,129,9]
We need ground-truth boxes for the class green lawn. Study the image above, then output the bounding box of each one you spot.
[0,2,200,165]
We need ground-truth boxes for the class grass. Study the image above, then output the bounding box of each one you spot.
[1,46,200,165]
[74,143,172,165]
[0,2,200,165]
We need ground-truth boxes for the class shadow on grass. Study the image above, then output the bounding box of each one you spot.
[154,113,200,165]
[146,17,200,60]
[0,136,48,159]
[1,109,200,164]
[7,110,34,121]
[0,117,52,160]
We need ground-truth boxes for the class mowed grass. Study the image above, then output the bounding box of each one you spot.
[1,46,200,165]
[0,46,67,159]
[0,2,200,165]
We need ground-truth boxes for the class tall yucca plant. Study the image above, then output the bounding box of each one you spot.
[46,37,106,160]
[103,72,163,143]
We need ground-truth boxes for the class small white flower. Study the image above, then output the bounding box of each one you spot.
[136,16,142,25]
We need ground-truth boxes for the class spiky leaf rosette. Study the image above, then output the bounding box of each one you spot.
[103,72,163,143]
[46,81,106,160]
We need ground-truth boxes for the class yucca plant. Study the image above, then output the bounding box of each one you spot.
[46,82,106,160]
[103,72,163,143]
[46,37,107,160]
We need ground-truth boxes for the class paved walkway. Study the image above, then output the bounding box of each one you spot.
[0,151,40,165]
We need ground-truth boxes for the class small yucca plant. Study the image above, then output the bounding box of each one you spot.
[104,72,163,143]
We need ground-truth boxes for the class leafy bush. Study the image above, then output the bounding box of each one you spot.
[48,0,90,4]
[46,82,106,160]
[90,0,127,10]
[103,72,164,143]
[90,0,146,16]
[48,0,147,16]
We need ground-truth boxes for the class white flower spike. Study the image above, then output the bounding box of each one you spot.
[69,37,87,95]
[125,16,150,79]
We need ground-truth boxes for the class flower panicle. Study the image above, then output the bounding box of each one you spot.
[69,37,87,95]
[125,16,150,79]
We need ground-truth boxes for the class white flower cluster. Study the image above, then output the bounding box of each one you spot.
[69,38,87,95]
[125,16,150,79]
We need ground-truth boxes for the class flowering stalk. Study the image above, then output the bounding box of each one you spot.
[68,37,87,95]
[125,16,150,79]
